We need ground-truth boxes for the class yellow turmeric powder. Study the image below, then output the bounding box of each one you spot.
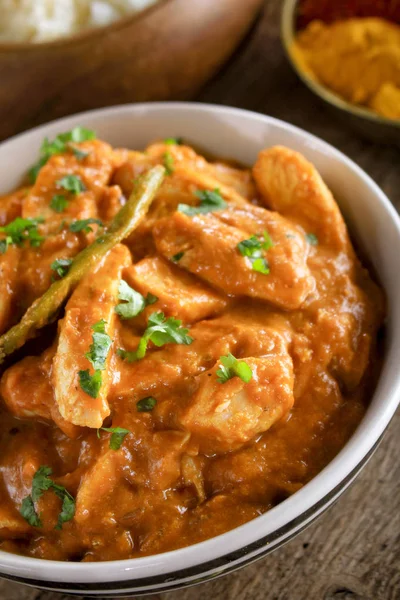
[293,18,400,120]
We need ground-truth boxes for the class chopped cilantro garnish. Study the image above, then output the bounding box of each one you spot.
[20,465,75,530]
[115,280,158,320]
[137,397,157,412]
[178,188,226,216]
[171,251,184,263]
[20,496,42,528]
[56,174,86,195]
[85,320,112,371]
[28,157,47,184]
[0,217,44,252]
[56,492,76,530]
[50,194,69,213]
[216,353,253,384]
[98,427,130,450]
[306,233,318,246]
[163,151,175,175]
[117,311,193,362]
[116,348,137,362]
[28,127,96,183]
[69,218,103,233]
[251,257,270,274]
[51,258,72,279]
[71,147,90,160]
[164,137,183,145]
[79,320,112,398]
[78,369,102,398]
[237,231,273,275]
[0,238,10,254]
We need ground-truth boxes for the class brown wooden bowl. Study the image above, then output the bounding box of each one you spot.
[0,0,263,141]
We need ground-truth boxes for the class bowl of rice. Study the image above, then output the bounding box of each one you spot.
[0,0,263,141]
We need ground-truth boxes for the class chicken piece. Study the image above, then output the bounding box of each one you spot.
[125,256,227,323]
[0,187,27,226]
[1,347,80,438]
[74,450,125,524]
[0,430,51,511]
[147,431,191,490]
[97,185,124,224]
[181,454,205,502]
[154,211,314,310]
[145,142,258,200]
[216,200,303,239]
[179,337,294,453]
[17,229,84,311]
[253,146,352,252]
[114,311,292,404]
[115,143,257,205]
[0,504,31,538]
[53,244,131,428]
[206,162,257,201]
[22,140,119,231]
[0,246,20,334]
[112,150,155,195]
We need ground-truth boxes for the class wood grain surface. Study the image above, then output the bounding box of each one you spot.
[1,1,399,598]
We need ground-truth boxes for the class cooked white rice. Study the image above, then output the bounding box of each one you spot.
[0,0,159,43]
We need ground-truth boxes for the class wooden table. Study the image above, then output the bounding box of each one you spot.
[1,1,399,598]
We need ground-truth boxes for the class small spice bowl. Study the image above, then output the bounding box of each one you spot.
[281,0,400,145]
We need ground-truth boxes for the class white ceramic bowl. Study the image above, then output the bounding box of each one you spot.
[1,103,399,597]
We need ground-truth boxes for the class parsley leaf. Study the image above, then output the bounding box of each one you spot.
[56,174,86,195]
[28,127,96,183]
[20,465,75,530]
[115,281,158,320]
[216,353,253,384]
[306,233,318,246]
[163,151,175,175]
[99,427,130,450]
[117,311,193,362]
[78,369,102,398]
[51,258,72,279]
[237,230,273,275]
[171,251,184,263]
[50,194,69,213]
[69,218,103,233]
[178,188,226,216]
[164,137,183,145]
[85,320,112,371]
[0,217,44,252]
[137,397,157,412]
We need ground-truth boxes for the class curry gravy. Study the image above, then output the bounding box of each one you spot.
[0,137,384,561]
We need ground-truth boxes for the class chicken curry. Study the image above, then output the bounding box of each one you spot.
[0,130,384,561]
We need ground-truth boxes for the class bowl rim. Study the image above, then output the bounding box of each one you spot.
[281,0,400,131]
[0,101,399,588]
[0,0,170,52]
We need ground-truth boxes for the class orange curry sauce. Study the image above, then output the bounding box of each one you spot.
[0,135,384,561]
